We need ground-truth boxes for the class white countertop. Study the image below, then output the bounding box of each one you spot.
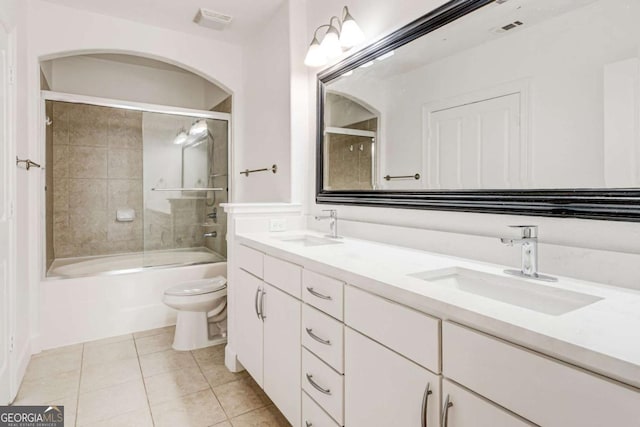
[236,230,640,389]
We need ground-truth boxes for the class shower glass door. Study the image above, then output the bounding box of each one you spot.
[142,112,229,268]
[43,94,230,278]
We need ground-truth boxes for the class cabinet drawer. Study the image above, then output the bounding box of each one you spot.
[302,304,344,373]
[345,285,440,373]
[443,322,640,427]
[302,270,344,320]
[442,379,533,427]
[264,255,302,298]
[302,392,340,427]
[302,348,344,425]
[236,244,263,278]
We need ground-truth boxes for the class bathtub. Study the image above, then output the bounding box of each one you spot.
[38,257,227,351]
[47,247,225,278]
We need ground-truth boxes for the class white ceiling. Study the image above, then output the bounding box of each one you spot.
[42,0,286,43]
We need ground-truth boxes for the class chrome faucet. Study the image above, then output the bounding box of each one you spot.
[314,209,339,239]
[500,225,557,282]
[203,231,218,238]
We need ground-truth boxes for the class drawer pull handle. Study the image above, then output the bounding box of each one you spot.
[305,328,331,345]
[441,395,453,427]
[259,290,266,320]
[306,373,331,395]
[421,382,432,427]
[306,286,332,300]
[254,288,262,320]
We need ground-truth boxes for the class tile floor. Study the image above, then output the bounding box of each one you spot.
[12,326,290,427]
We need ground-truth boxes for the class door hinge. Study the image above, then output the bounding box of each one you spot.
[8,66,15,85]
[9,336,14,352]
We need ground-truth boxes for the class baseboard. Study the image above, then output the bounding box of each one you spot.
[10,339,32,403]
[224,344,244,373]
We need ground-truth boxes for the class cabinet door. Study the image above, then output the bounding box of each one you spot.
[345,327,440,427]
[441,380,533,427]
[235,268,264,386]
[263,283,301,426]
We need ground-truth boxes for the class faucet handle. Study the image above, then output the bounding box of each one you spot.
[509,225,538,238]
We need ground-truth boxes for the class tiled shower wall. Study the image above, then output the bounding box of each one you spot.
[50,101,143,258]
[326,118,377,190]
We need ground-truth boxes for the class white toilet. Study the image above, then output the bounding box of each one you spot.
[163,276,227,351]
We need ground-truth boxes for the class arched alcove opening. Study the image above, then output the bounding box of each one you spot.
[40,52,231,278]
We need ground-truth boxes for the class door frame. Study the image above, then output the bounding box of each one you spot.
[0,21,18,404]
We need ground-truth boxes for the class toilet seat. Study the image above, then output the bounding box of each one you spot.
[164,276,227,296]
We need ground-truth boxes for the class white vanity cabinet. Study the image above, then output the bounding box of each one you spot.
[343,285,442,427]
[345,327,440,427]
[235,245,302,426]
[234,239,640,427]
[235,267,265,385]
[441,380,533,427]
[442,321,640,427]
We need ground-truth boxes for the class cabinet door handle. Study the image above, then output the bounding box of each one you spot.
[421,382,432,427]
[306,286,332,300]
[254,288,262,320]
[259,290,266,320]
[305,328,331,345]
[305,373,331,395]
[441,395,453,427]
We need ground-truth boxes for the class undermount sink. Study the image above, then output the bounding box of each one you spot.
[409,267,603,315]
[275,234,343,247]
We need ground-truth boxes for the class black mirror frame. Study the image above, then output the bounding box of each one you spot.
[316,0,640,222]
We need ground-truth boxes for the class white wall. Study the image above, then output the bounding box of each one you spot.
[238,2,292,203]
[296,0,640,290]
[47,55,229,110]
[361,0,640,190]
[21,0,244,355]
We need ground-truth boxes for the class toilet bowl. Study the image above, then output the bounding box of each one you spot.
[163,276,227,351]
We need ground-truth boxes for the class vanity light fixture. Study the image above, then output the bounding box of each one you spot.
[304,6,365,67]
[188,119,208,137]
[174,128,188,145]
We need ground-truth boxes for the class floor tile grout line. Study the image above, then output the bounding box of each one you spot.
[74,343,84,427]
[133,333,156,427]
[191,348,231,423]
[76,356,142,395]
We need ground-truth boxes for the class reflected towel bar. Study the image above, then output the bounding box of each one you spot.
[151,187,225,192]
[240,164,278,177]
[16,157,41,171]
[384,173,420,181]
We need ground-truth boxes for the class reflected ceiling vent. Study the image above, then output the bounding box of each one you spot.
[493,20,524,33]
[194,8,233,31]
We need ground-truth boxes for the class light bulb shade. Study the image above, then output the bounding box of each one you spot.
[321,26,343,59]
[189,119,208,137]
[174,130,188,145]
[304,37,327,67]
[340,16,365,48]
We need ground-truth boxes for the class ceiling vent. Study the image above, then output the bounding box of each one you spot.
[194,8,233,31]
[493,20,524,33]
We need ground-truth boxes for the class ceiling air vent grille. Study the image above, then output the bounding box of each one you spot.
[194,8,233,31]
[493,20,524,33]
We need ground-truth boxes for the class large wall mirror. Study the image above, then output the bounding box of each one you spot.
[316,0,640,221]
